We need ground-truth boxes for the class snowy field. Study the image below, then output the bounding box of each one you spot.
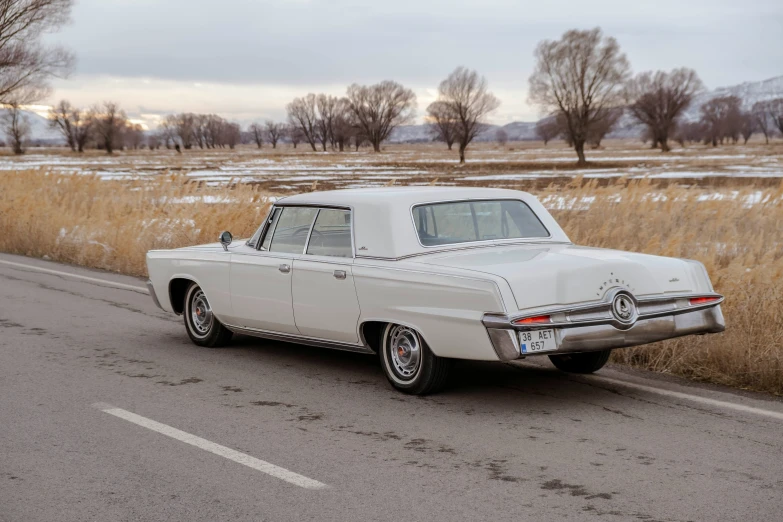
[1,140,781,192]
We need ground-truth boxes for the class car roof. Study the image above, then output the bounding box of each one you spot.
[277,186,535,207]
[274,187,570,259]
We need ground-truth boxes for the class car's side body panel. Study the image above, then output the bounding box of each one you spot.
[352,260,508,360]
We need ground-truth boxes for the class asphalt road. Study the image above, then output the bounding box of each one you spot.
[1,252,781,522]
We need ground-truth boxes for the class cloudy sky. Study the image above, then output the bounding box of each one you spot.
[43,0,782,128]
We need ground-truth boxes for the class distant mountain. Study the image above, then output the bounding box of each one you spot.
[390,75,783,143]
[683,75,783,121]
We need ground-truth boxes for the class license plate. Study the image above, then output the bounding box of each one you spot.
[519,329,557,354]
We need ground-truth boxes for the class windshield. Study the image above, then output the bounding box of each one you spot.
[413,199,549,247]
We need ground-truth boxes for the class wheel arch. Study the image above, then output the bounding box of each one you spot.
[359,319,434,354]
[169,277,198,315]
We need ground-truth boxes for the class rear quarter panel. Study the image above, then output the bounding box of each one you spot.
[352,261,509,360]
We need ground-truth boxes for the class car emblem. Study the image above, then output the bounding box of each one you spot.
[612,293,635,323]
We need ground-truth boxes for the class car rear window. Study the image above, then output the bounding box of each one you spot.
[413,200,549,247]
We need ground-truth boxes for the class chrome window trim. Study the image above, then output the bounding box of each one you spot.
[303,207,354,259]
[246,205,275,249]
[301,208,321,255]
[253,206,281,251]
[274,202,356,259]
[409,198,552,249]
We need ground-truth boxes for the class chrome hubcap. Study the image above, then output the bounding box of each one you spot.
[190,289,213,335]
[389,326,421,380]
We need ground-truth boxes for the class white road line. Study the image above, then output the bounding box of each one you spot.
[92,403,328,490]
[590,375,783,422]
[0,259,148,294]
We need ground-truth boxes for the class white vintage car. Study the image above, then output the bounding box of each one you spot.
[146,187,725,394]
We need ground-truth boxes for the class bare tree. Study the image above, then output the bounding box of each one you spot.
[739,112,754,144]
[2,100,30,153]
[124,123,145,149]
[48,99,76,150]
[264,121,284,149]
[625,68,703,152]
[248,122,264,148]
[331,100,354,152]
[287,124,303,149]
[427,67,499,163]
[0,0,74,105]
[345,80,416,152]
[768,98,783,137]
[534,117,560,145]
[700,96,741,146]
[92,101,127,154]
[587,107,623,148]
[495,128,508,147]
[224,122,241,149]
[158,118,175,149]
[315,94,340,151]
[71,107,92,152]
[751,101,772,144]
[529,28,630,165]
[426,100,458,150]
[287,94,319,151]
[174,113,196,149]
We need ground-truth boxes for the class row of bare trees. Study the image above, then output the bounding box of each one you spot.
[157,113,241,150]
[285,70,501,163]
[286,81,418,155]
[528,27,783,164]
[43,100,145,154]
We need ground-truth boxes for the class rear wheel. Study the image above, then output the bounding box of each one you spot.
[379,324,450,395]
[183,283,233,348]
[548,349,612,374]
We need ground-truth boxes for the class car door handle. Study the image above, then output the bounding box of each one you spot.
[333,270,347,280]
[278,264,291,274]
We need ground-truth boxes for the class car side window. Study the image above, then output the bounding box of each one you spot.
[306,209,352,258]
[268,207,318,254]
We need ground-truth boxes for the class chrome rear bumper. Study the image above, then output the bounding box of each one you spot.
[483,304,725,362]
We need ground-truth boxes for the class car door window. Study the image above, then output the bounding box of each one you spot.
[306,209,352,258]
[268,207,318,254]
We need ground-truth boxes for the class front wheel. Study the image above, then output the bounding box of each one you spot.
[379,324,450,395]
[183,283,233,348]
[548,349,612,374]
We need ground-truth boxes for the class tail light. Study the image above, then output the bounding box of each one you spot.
[513,315,551,326]
[689,296,720,306]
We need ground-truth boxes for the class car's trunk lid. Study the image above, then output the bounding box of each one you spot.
[413,244,695,311]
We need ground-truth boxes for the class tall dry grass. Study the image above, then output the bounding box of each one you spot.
[541,176,783,394]
[0,171,272,276]
[1,170,781,393]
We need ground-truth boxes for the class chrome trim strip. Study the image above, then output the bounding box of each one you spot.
[223,323,375,355]
[354,240,573,261]
[301,208,321,255]
[246,205,275,249]
[146,280,163,310]
[483,291,725,332]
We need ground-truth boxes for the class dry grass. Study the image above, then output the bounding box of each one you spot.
[0,171,272,276]
[1,169,782,394]
[541,177,783,394]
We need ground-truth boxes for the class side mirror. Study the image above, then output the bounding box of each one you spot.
[219,231,233,251]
